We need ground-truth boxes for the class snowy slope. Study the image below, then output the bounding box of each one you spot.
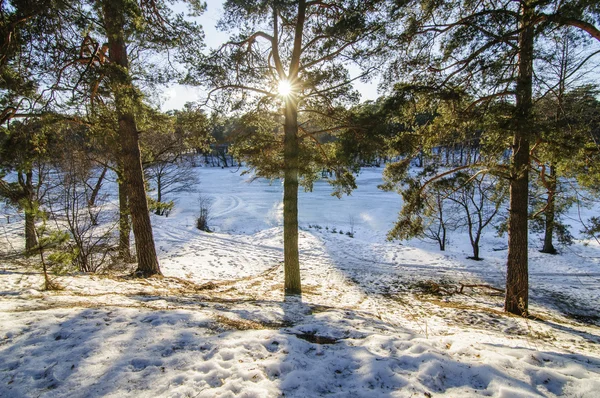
[1,166,599,397]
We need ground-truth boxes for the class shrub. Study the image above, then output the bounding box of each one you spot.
[196,195,212,232]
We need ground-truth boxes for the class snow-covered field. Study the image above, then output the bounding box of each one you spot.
[1,166,599,397]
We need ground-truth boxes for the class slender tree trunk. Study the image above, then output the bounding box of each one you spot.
[102,0,161,276]
[471,237,480,260]
[440,226,446,251]
[118,175,132,262]
[221,150,228,167]
[541,165,557,254]
[541,37,566,255]
[21,171,37,253]
[88,165,107,207]
[24,211,37,252]
[467,220,480,260]
[283,98,301,295]
[505,1,534,316]
[156,173,162,215]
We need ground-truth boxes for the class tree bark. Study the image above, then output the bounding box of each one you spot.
[505,1,534,316]
[88,165,107,207]
[118,175,132,262]
[277,0,306,296]
[283,97,301,295]
[102,0,161,276]
[24,210,37,252]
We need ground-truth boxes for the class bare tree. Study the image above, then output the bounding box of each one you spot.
[55,161,116,273]
[145,157,199,216]
[447,172,508,260]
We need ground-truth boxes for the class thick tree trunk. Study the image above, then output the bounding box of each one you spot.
[505,2,534,316]
[283,98,301,295]
[541,165,557,254]
[103,0,161,276]
[118,176,132,262]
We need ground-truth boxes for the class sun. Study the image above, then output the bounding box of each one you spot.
[278,79,293,97]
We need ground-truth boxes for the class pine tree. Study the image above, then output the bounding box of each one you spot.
[386,0,600,315]
[192,0,385,295]
[70,0,205,276]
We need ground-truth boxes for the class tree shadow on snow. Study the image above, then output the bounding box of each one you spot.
[296,230,600,394]
[1,294,597,397]
[0,305,270,397]
[307,229,600,326]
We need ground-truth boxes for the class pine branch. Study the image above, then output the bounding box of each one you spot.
[539,14,600,41]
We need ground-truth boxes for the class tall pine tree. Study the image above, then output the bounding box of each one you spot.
[191,0,385,295]
[386,0,600,314]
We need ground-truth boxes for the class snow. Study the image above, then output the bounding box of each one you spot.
[1,166,600,397]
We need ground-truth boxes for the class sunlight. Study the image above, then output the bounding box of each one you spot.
[278,79,293,97]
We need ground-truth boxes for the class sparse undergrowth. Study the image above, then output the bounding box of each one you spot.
[307,224,354,238]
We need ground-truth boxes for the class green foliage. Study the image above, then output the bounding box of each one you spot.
[549,86,600,189]
[191,0,387,199]
[174,103,212,152]
[27,205,76,290]
[582,216,600,242]
[0,119,57,173]
[387,176,427,241]
[39,227,76,274]
[196,194,212,232]
[147,197,174,217]
[228,110,336,192]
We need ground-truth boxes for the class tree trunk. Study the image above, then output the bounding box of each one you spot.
[221,150,228,167]
[88,165,107,207]
[283,98,301,295]
[276,0,306,296]
[467,219,481,260]
[24,211,37,252]
[118,175,132,262]
[21,171,37,253]
[505,1,534,316]
[102,0,161,277]
[470,237,480,260]
[541,165,557,254]
[155,173,162,215]
[440,226,446,251]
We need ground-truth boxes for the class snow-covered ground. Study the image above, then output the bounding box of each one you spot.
[1,166,599,397]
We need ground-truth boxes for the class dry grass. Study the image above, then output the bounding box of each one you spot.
[214,314,290,331]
